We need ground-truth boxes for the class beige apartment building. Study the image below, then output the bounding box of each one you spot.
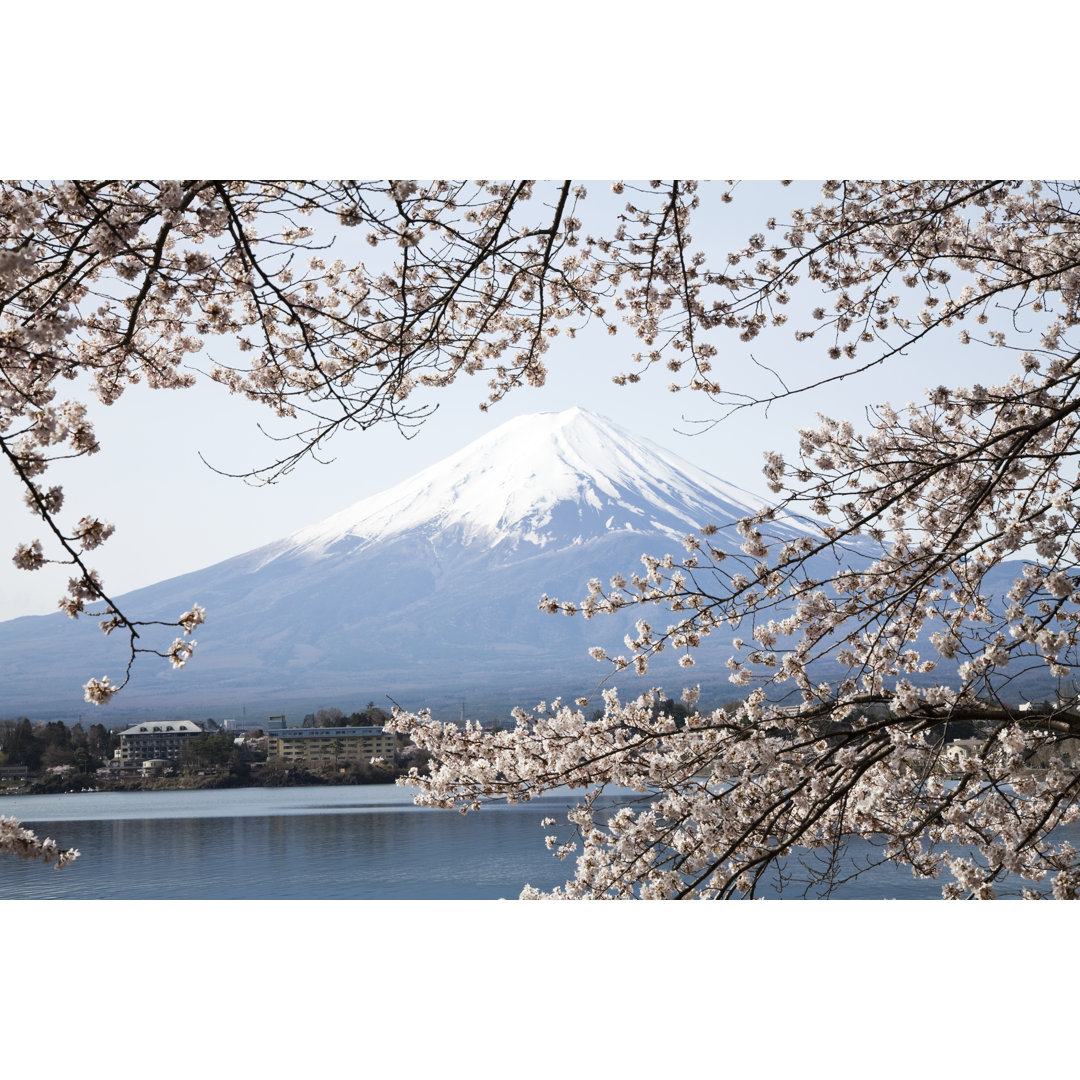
[266,726,397,766]
[114,719,206,766]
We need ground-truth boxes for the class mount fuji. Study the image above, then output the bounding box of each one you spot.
[0,408,821,721]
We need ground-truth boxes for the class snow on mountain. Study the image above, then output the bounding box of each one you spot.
[0,407,821,719]
[270,406,804,563]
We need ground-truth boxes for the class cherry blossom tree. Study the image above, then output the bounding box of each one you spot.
[1,180,602,702]
[7,180,1080,895]
[385,180,1080,899]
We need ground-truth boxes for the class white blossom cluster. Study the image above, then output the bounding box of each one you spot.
[0,815,78,869]
[390,691,1080,899]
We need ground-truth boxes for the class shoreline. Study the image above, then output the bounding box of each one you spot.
[0,764,411,798]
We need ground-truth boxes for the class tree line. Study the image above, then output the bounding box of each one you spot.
[0,717,116,773]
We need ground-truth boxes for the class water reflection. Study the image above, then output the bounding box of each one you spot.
[0,793,584,899]
[4,785,1073,899]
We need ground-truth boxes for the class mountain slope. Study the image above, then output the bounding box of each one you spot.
[0,408,820,720]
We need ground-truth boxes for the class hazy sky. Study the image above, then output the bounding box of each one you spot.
[0,182,1030,621]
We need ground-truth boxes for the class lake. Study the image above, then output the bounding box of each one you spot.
[0,783,1056,899]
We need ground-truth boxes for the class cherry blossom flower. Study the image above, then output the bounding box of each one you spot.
[0,816,78,869]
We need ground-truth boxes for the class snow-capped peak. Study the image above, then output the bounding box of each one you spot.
[282,407,797,559]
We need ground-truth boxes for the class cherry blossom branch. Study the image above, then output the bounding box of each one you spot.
[0,816,79,869]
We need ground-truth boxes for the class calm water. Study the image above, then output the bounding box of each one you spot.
[0,783,1060,899]
[1,785,580,899]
